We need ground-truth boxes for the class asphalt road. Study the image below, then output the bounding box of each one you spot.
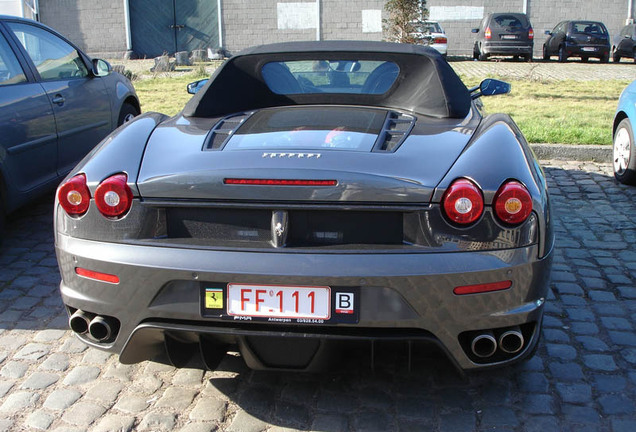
[0,157,635,432]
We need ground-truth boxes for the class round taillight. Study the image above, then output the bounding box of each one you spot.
[58,174,90,216]
[494,181,532,225]
[442,178,484,225]
[95,174,133,218]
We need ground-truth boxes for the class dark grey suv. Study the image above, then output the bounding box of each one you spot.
[0,16,140,236]
[472,13,534,61]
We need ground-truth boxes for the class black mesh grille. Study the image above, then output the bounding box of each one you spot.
[165,207,404,248]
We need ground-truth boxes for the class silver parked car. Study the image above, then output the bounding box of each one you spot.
[0,15,140,236]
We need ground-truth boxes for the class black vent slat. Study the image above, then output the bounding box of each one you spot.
[204,112,254,150]
[373,111,415,152]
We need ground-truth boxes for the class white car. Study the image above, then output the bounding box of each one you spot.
[414,21,448,57]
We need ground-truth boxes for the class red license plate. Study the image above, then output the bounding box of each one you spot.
[227,284,331,319]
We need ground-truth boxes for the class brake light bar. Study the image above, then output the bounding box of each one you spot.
[454,280,512,295]
[224,179,337,186]
[75,267,120,284]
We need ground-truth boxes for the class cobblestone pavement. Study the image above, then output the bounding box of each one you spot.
[1,159,635,432]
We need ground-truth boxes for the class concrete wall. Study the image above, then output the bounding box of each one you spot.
[35,0,636,58]
[39,0,127,58]
[222,0,385,55]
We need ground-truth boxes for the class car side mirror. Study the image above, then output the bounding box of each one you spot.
[471,28,479,33]
[92,59,111,77]
[544,30,552,35]
[187,79,209,94]
[469,79,511,99]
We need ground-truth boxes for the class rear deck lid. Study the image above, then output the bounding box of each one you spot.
[137,108,476,203]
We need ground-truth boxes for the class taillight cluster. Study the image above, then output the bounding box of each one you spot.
[442,178,532,226]
[58,173,133,219]
[484,27,492,39]
[528,28,534,40]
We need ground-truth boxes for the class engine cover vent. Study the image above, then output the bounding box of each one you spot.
[204,112,254,150]
[372,111,416,153]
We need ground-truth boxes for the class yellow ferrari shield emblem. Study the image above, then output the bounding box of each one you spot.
[205,288,223,309]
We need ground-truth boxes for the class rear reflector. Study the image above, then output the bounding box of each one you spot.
[224,179,337,186]
[454,280,512,295]
[75,267,120,284]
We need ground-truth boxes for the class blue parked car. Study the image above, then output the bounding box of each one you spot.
[0,15,140,235]
[614,80,636,185]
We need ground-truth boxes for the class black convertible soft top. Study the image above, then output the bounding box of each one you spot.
[183,41,471,119]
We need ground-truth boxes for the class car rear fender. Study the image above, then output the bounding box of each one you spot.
[62,112,169,197]
[432,113,553,257]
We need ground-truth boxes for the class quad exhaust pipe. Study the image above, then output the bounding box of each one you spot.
[69,310,92,335]
[88,315,113,342]
[471,330,497,358]
[498,326,524,354]
[470,326,525,358]
[69,310,115,342]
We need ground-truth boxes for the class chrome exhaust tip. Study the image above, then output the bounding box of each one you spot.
[69,310,91,335]
[88,316,112,342]
[498,326,524,354]
[471,331,497,358]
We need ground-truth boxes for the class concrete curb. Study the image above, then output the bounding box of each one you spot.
[529,143,612,163]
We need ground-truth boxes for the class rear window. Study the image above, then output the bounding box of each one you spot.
[224,107,387,152]
[261,60,399,95]
[491,14,528,28]
[572,22,607,35]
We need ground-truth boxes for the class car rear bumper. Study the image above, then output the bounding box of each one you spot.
[482,42,533,56]
[56,233,552,371]
[565,43,610,57]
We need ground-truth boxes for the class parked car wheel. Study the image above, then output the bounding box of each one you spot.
[118,103,140,126]
[558,46,568,62]
[613,48,621,63]
[523,54,532,62]
[478,47,488,61]
[613,118,636,185]
[601,53,610,63]
[542,45,549,61]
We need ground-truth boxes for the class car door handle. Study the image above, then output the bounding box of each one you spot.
[52,95,65,106]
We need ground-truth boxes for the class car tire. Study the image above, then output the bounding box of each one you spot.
[613,118,636,185]
[558,46,567,62]
[612,47,621,62]
[542,45,549,61]
[523,54,532,62]
[581,56,588,63]
[600,53,609,63]
[478,49,488,61]
[117,103,139,126]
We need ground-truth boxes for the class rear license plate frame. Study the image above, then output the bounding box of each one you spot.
[200,282,359,324]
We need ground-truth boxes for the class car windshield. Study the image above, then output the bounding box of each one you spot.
[261,60,399,95]
[224,107,386,152]
[572,22,606,35]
